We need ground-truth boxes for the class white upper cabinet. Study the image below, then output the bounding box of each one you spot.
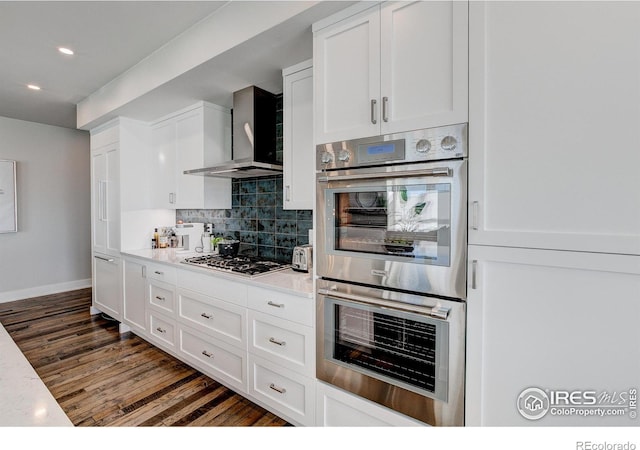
[283,60,314,210]
[468,2,640,255]
[150,102,232,210]
[313,1,468,144]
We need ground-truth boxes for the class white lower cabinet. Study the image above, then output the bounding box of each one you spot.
[177,288,246,350]
[316,381,424,427]
[92,254,122,321]
[148,280,176,316]
[179,326,246,394]
[148,310,177,350]
[122,258,146,333]
[248,310,314,377]
[247,286,316,425]
[249,354,315,426]
[466,245,640,426]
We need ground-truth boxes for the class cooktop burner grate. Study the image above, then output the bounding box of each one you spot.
[181,255,290,276]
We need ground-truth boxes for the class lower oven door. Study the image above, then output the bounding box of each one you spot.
[316,279,465,426]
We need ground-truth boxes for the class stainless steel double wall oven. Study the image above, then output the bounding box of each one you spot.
[315,124,468,426]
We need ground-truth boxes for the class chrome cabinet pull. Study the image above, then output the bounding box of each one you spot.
[156,327,166,334]
[154,270,163,275]
[142,266,147,278]
[268,337,286,347]
[169,192,175,204]
[94,255,114,262]
[471,260,478,290]
[201,312,213,320]
[102,181,108,221]
[267,301,284,309]
[285,185,291,202]
[382,96,389,122]
[155,296,165,302]
[370,99,377,124]
[471,201,479,230]
[269,383,286,394]
[202,350,213,358]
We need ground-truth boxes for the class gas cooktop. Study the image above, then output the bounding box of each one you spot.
[181,254,290,277]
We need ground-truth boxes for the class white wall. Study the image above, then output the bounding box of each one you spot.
[0,116,91,302]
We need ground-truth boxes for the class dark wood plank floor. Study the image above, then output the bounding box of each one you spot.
[0,288,289,427]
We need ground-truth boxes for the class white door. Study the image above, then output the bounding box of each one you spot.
[104,145,120,256]
[93,255,122,320]
[314,5,380,144]
[91,150,107,254]
[175,109,205,209]
[150,119,176,209]
[283,63,314,210]
[468,1,640,255]
[123,258,147,333]
[466,245,640,426]
[380,1,468,134]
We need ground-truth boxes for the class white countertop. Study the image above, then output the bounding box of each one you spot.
[121,248,314,298]
[0,323,73,426]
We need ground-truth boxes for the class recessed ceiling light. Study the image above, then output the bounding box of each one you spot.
[27,84,41,91]
[58,47,74,55]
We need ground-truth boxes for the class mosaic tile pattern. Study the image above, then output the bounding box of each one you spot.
[177,94,312,263]
[177,176,312,262]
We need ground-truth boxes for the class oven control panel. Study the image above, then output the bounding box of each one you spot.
[316,123,467,171]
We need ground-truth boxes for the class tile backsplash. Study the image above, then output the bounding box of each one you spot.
[176,94,312,263]
[177,176,312,262]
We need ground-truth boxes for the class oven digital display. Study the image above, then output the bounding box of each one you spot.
[367,143,395,155]
[357,139,405,164]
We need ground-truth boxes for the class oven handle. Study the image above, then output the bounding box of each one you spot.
[317,167,451,183]
[317,287,451,320]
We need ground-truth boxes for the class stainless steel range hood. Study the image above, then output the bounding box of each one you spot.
[184,86,281,179]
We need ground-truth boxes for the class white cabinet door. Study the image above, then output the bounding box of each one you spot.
[123,258,147,333]
[380,1,468,134]
[174,109,205,209]
[91,144,119,256]
[466,245,640,426]
[468,1,640,255]
[316,381,424,427]
[314,1,468,144]
[93,254,122,321]
[149,103,231,210]
[150,119,176,209]
[283,61,314,210]
[314,4,380,144]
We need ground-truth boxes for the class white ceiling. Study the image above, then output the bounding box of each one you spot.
[0,1,349,130]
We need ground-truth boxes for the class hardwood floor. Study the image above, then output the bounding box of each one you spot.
[0,288,289,427]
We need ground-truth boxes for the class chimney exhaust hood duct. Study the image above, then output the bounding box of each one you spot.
[184,85,281,179]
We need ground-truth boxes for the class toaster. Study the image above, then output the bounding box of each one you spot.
[291,245,312,273]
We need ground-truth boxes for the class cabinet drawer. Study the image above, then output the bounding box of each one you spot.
[147,263,177,284]
[248,354,315,426]
[149,312,177,348]
[179,327,246,393]
[248,310,314,377]
[149,281,176,315]
[178,288,246,350]
[248,285,313,326]
[178,269,247,306]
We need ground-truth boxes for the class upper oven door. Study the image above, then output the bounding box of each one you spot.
[317,159,467,299]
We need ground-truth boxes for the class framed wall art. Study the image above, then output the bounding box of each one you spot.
[0,160,17,233]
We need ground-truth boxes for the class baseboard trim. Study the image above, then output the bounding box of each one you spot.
[0,279,92,303]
